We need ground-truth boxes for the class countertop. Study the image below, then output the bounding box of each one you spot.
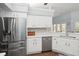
[27,32,66,38]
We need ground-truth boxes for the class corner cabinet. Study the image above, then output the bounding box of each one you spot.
[27,15,52,28]
[27,37,42,55]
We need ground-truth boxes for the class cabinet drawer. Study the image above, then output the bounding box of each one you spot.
[8,42,20,49]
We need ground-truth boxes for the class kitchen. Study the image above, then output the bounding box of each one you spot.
[0,3,79,56]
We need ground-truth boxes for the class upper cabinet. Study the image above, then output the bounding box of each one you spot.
[5,3,54,28]
[27,15,52,28]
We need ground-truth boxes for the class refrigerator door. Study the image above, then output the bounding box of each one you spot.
[14,17,26,41]
[10,18,17,42]
[0,17,3,42]
[8,17,26,56]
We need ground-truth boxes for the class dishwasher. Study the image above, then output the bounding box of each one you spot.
[42,36,52,51]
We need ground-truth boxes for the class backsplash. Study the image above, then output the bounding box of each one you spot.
[27,28,52,36]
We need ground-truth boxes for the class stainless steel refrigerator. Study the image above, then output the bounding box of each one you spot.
[0,17,26,56]
[7,17,26,56]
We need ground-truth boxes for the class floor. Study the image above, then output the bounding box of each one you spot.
[28,51,60,56]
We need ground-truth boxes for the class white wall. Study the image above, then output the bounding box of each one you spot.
[53,13,70,24]
[53,11,79,33]
[28,28,52,37]
[53,13,71,33]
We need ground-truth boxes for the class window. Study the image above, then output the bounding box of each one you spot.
[57,24,61,32]
[75,22,79,32]
[62,24,66,33]
[53,23,66,33]
[53,24,57,32]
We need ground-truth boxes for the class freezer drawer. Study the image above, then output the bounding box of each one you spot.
[8,47,26,56]
[42,36,52,51]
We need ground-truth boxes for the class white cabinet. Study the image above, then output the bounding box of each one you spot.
[57,38,65,52]
[52,37,65,52]
[52,36,79,55]
[61,38,71,55]
[27,37,42,54]
[52,37,70,55]
[52,37,59,50]
[63,38,79,55]
[27,15,52,28]
[69,39,79,55]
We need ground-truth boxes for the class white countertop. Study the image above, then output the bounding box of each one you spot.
[27,32,66,38]
[27,33,53,38]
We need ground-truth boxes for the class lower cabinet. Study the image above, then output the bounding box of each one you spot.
[52,37,65,52]
[69,39,79,55]
[27,37,42,55]
[52,37,79,56]
[52,37,59,50]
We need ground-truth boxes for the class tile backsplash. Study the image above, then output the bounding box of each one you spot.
[28,28,52,36]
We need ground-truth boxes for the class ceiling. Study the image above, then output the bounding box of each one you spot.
[29,3,79,17]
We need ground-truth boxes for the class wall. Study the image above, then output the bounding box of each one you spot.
[28,28,52,37]
[53,13,71,33]
[70,11,79,32]
[53,11,79,33]
[53,13,70,24]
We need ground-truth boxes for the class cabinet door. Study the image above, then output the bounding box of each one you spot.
[27,15,52,28]
[27,39,35,54]
[52,37,69,54]
[56,37,64,52]
[27,37,42,54]
[34,38,42,52]
[52,37,58,50]
[61,38,70,54]
[61,38,79,55]
[69,39,79,55]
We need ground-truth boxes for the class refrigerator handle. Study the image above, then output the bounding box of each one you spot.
[11,18,14,41]
[2,17,5,32]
